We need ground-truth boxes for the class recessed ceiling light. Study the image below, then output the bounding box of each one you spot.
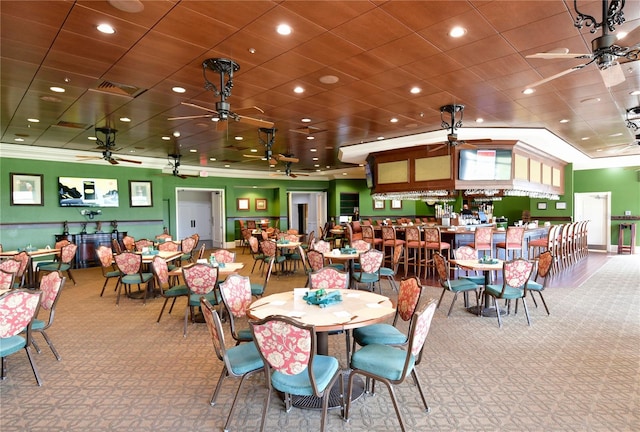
[609,132,623,137]
[276,24,292,35]
[162,136,171,140]
[27,118,39,123]
[326,165,330,169]
[377,136,384,140]
[189,149,197,152]
[172,131,180,137]
[306,136,314,140]
[248,48,256,54]
[109,0,144,13]
[522,88,535,95]
[97,23,115,34]
[40,95,61,102]
[559,119,569,123]
[172,87,186,93]
[581,137,590,141]
[294,86,304,94]
[342,172,347,176]
[580,97,601,104]
[316,169,321,172]
[476,118,484,123]
[129,150,135,153]
[252,185,257,188]
[312,157,319,161]
[449,26,466,38]
[310,148,317,152]
[314,164,320,168]
[596,148,603,152]
[301,118,311,123]
[209,157,216,161]
[410,87,421,94]
[234,136,243,141]
[630,90,640,96]
[250,148,258,153]
[14,138,24,142]
[88,136,97,141]
[120,117,131,122]
[319,75,339,84]
[390,118,398,123]
[50,86,65,93]
[224,164,230,168]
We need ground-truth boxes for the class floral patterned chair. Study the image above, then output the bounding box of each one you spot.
[36,243,77,286]
[422,226,450,278]
[218,273,253,344]
[524,251,553,315]
[200,298,263,430]
[35,239,69,272]
[249,315,343,432]
[96,245,121,297]
[151,256,188,323]
[121,235,136,252]
[484,258,534,327]
[345,300,438,432]
[306,250,325,272]
[179,236,197,266]
[12,251,30,288]
[260,240,286,276]
[351,249,383,292]
[404,226,425,277]
[0,259,21,288]
[309,267,349,290]
[379,244,403,292]
[0,289,42,385]
[434,252,480,317]
[182,263,219,337]
[0,269,16,291]
[466,226,493,259]
[114,252,153,306]
[134,239,153,252]
[31,271,66,360]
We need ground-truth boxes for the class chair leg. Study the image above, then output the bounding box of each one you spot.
[495,297,503,328]
[522,298,532,326]
[447,292,459,317]
[157,298,170,323]
[437,288,447,308]
[224,372,256,432]
[40,330,61,361]
[210,367,228,406]
[24,346,42,386]
[411,369,431,412]
[183,306,190,337]
[100,278,109,296]
[537,291,550,315]
[385,381,407,432]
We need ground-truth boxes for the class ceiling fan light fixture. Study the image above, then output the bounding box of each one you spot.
[449,26,466,38]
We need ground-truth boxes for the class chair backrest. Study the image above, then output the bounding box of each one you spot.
[396,276,424,323]
[260,240,276,258]
[391,244,404,269]
[406,299,438,365]
[183,263,218,295]
[54,239,70,257]
[0,258,21,275]
[219,273,252,319]
[201,298,230,365]
[454,245,478,260]
[306,231,315,248]
[423,226,442,244]
[59,243,77,265]
[313,240,331,253]
[351,239,371,253]
[38,271,65,312]
[158,241,178,252]
[405,226,422,243]
[238,220,246,230]
[433,252,451,288]
[306,249,325,271]
[114,252,142,276]
[0,289,41,339]
[505,227,525,248]
[249,236,261,256]
[0,269,16,290]
[122,235,136,252]
[361,224,375,242]
[181,236,196,254]
[247,220,257,229]
[96,245,114,269]
[358,249,383,274]
[13,251,29,278]
[309,267,349,289]
[501,259,534,295]
[191,233,200,248]
[111,238,123,254]
[151,255,169,286]
[135,239,153,251]
[474,227,493,251]
[381,225,397,242]
[535,251,554,281]
[197,244,206,260]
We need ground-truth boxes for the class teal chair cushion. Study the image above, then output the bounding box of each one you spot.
[121,273,153,285]
[227,340,263,375]
[379,267,394,277]
[237,328,253,342]
[165,284,188,297]
[271,355,338,396]
[485,284,524,300]
[31,319,46,330]
[351,343,415,381]
[461,275,485,285]
[250,283,265,297]
[189,290,220,306]
[0,335,26,357]
[38,263,71,272]
[105,270,121,278]
[328,263,345,271]
[353,323,406,346]
[352,272,379,284]
[444,279,478,293]
[527,280,543,291]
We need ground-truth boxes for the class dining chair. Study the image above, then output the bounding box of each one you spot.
[195,244,205,261]
[484,258,534,328]
[200,298,264,431]
[309,267,349,290]
[240,227,251,254]
[452,246,486,304]
[345,299,438,432]
[179,236,197,266]
[36,243,77,286]
[433,252,480,317]
[496,226,526,260]
[260,240,286,276]
[111,238,123,254]
[524,251,553,315]
[113,252,153,306]
[467,226,493,259]
[182,263,219,337]
[0,269,16,291]
[351,248,383,292]
[121,235,136,252]
[12,251,30,288]
[0,289,42,385]
[379,244,404,292]
[361,224,383,251]
[250,254,275,298]
[151,256,188,323]
[218,273,254,344]
[0,259,21,288]
[96,245,121,297]
[249,314,344,432]
[134,239,153,252]
[213,248,236,265]
[248,236,265,274]
[352,276,424,355]
[31,271,66,361]
[35,239,70,272]
[404,226,425,277]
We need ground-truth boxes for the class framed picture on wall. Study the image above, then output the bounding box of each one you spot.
[555,201,567,210]
[237,198,250,211]
[10,173,44,206]
[537,202,547,210]
[373,200,385,210]
[129,180,153,207]
[391,199,402,209]
[255,198,267,211]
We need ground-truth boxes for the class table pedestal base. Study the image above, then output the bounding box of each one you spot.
[467,305,506,317]
[291,373,364,410]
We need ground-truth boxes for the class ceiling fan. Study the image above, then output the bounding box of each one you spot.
[165,153,198,179]
[428,104,492,152]
[243,127,279,165]
[76,127,141,165]
[289,125,327,135]
[269,160,309,178]
[167,58,274,131]
[525,0,639,89]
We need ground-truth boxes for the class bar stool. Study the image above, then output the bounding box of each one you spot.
[617,223,636,254]
[467,226,493,259]
[404,226,424,277]
[422,226,450,278]
[528,224,558,259]
[495,226,525,260]
[381,226,405,269]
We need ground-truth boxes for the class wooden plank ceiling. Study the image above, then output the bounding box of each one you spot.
[1,0,639,176]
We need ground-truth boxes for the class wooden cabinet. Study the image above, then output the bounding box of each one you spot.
[55,232,127,268]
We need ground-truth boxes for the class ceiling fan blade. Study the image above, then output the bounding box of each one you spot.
[113,157,142,164]
[243,154,264,159]
[458,142,477,149]
[168,114,212,121]
[430,143,447,152]
[278,154,299,163]
[108,158,119,165]
[181,102,218,114]
[525,64,587,89]
[600,62,626,88]
[234,105,265,114]
[76,155,102,160]
[292,173,309,176]
[269,158,278,165]
[236,114,274,129]
[526,52,592,60]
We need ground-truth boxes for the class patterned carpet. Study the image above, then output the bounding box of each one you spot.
[1,251,638,431]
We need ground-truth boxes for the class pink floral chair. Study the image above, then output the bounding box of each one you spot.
[484,258,534,327]
[182,263,219,337]
[249,315,343,432]
[31,271,66,360]
[351,239,370,253]
[151,256,188,323]
[12,251,29,288]
[433,252,480,317]
[179,236,197,266]
[113,252,153,306]
[218,273,253,344]
[345,300,438,431]
[496,226,526,260]
[312,240,331,254]
[404,226,424,277]
[423,226,450,278]
[0,259,21,288]
[201,298,263,430]
[260,240,286,276]
[306,250,325,272]
[122,235,136,252]
[0,289,42,385]
[309,267,349,290]
[158,240,178,252]
[0,269,15,291]
[467,226,493,259]
[524,251,553,315]
[134,239,153,252]
[37,243,77,286]
[352,249,383,292]
[96,245,121,297]
[213,249,236,264]
[35,239,70,272]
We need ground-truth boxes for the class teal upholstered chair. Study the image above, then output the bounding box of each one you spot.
[345,299,438,432]
[12,251,30,288]
[35,239,69,273]
[433,252,480,317]
[151,256,188,323]
[114,252,153,306]
[351,248,383,292]
[0,269,16,291]
[182,263,219,337]
[248,236,265,274]
[352,276,423,354]
[0,289,42,385]
[37,243,77,286]
[250,256,275,298]
[525,251,553,315]
[260,240,286,276]
[485,258,534,327]
[250,315,343,432]
[218,273,253,344]
[96,245,121,297]
[379,244,403,292]
[31,271,66,361]
[200,298,263,431]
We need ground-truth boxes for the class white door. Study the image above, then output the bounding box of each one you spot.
[176,188,224,248]
[287,192,326,237]
[210,191,224,248]
[574,192,610,251]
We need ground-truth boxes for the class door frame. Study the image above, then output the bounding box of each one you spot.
[175,187,226,248]
[288,191,327,237]
[574,191,610,252]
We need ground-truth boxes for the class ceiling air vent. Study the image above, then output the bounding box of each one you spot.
[53,121,90,129]
[91,80,147,98]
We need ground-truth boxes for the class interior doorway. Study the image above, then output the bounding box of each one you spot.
[288,192,327,238]
[574,192,610,251]
[176,188,225,249]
